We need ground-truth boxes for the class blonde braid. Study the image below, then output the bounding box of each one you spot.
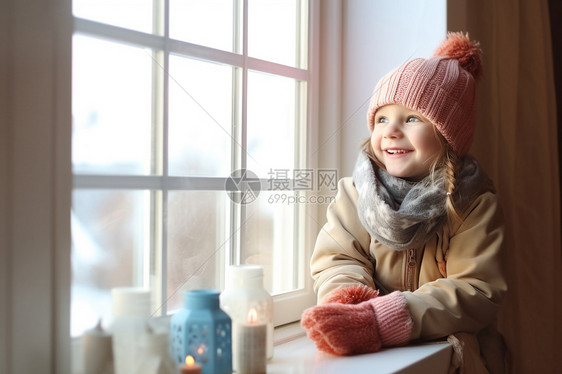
[444,148,462,224]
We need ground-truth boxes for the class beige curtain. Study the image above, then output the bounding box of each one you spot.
[458,0,561,372]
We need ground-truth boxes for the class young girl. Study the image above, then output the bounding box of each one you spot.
[301,33,507,373]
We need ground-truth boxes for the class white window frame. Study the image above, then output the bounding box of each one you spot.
[1,0,323,371]
[71,0,319,329]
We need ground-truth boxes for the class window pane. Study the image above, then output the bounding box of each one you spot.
[166,191,227,312]
[248,0,299,67]
[246,71,296,178]
[73,0,154,34]
[72,35,153,175]
[242,191,302,295]
[168,56,233,177]
[169,0,235,52]
[71,190,149,336]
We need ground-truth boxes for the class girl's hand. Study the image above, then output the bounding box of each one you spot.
[301,291,413,356]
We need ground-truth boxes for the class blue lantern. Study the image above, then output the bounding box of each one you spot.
[170,289,232,374]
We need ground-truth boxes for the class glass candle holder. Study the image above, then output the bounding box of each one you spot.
[220,265,273,374]
[170,289,232,374]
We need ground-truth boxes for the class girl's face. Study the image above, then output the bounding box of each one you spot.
[370,104,442,181]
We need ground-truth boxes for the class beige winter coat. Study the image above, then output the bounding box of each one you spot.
[311,177,507,373]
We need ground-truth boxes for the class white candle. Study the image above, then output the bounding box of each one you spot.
[82,319,113,374]
[233,308,267,374]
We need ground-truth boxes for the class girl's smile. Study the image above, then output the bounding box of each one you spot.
[370,104,442,181]
[384,148,413,156]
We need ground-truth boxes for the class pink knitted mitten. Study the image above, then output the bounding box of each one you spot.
[321,285,379,305]
[301,291,413,356]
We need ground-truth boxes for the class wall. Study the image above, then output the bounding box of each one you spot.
[316,0,446,229]
[339,0,446,177]
[0,1,72,373]
[0,1,9,372]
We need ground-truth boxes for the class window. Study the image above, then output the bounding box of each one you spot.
[71,0,318,337]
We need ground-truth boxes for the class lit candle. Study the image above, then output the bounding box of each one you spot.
[233,308,267,374]
[180,355,202,374]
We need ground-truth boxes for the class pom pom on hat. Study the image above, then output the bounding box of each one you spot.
[366,31,483,155]
[433,32,483,80]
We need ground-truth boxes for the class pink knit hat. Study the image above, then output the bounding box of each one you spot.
[367,32,483,155]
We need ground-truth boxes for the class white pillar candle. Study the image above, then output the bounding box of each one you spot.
[232,308,267,374]
[82,319,113,374]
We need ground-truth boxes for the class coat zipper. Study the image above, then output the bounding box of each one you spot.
[405,248,417,291]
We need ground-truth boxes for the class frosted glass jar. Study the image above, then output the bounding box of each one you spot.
[220,264,273,359]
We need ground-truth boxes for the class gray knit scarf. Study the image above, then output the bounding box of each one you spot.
[352,151,491,250]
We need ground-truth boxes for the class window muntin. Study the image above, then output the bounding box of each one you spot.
[71,0,312,337]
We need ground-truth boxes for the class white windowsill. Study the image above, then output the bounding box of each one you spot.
[72,322,452,373]
[270,323,452,374]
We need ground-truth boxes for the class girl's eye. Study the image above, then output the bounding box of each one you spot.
[406,116,420,123]
[377,117,389,124]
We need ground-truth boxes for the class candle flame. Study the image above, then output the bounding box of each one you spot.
[185,355,195,366]
[197,344,206,355]
[248,308,258,324]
